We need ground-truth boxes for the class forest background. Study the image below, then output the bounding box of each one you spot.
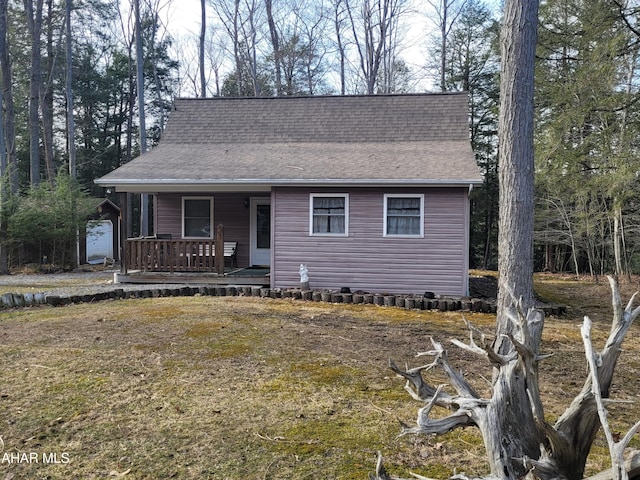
[0,0,638,279]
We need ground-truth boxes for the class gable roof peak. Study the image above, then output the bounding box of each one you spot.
[161,93,471,145]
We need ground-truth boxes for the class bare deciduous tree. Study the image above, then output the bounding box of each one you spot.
[204,29,226,96]
[345,0,408,94]
[211,0,266,96]
[332,0,348,94]
[265,0,282,94]
[425,0,468,91]
[200,0,206,96]
[298,2,330,95]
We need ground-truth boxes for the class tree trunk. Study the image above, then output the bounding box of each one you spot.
[199,0,206,97]
[613,204,624,277]
[0,0,15,274]
[147,6,166,132]
[0,85,6,274]
[440,0,447,91]
[233,0,242,96]
[0,0,15,195]
[65,0,76,179]
[24,0,44,186]
[125,34,135,237]
[346,0,394,95]
[134,0,146,145]
[41,0,55,183]
[246,0,260,96]
[134,0,148,236]
[265,0,282,95]
[334,0,346,95]
[489,0,541,473]
[496,0,538,321]
[65,0,78,268]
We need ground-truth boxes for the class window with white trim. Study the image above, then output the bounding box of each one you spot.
[182,197,213,238]
[384,194,424,237]
[310,194,348,236]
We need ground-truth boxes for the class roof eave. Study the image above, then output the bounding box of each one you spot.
[94,178,484,193]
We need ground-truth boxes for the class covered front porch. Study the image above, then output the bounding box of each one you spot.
[114,191,272,286]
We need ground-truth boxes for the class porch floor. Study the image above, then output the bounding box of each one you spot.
[115,267,270,286]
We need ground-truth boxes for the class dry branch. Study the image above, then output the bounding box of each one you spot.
[582,314,640,480]
[376,276,640,480]
[450,318,509,367]
[585,451,640,480]
[417,338,482,399]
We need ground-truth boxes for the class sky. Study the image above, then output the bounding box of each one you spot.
[165,0,201,38]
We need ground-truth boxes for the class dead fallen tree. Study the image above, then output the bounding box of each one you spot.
[585,453,640,480]
[371,276,640,480]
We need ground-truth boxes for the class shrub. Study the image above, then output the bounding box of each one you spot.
[6,171,96,269]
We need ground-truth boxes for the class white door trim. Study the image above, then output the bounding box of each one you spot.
[249,197,271,266]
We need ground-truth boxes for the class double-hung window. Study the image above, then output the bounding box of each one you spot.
[310,194,348,236]
[384,194,424,237]
[182,197,213,238]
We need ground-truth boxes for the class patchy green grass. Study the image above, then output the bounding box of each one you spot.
[0,275,640,478]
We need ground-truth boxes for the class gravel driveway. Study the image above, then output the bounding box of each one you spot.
[0,269,199,297]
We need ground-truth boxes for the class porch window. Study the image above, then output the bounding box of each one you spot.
[384,194,424,237]
[310,194,348,236]
[182,197,213,238]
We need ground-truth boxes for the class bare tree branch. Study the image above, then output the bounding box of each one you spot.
[417,338,481,399]
[582,313,640,480]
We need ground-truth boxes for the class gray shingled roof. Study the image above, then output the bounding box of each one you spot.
[96,93,482,192]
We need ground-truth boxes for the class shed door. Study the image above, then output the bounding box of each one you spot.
[86,220,113,264]
[250,198,271,266]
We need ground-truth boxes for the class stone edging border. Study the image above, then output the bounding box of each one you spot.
[0,285,567,316]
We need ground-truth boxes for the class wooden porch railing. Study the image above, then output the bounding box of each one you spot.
[126,238,219,273]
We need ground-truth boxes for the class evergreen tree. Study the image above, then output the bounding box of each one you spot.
[535,0,640,276]
[6,170,94,268]
[442,0,500,269]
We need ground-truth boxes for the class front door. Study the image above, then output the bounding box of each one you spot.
[250,198,271,266]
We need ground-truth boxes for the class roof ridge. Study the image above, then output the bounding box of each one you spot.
[172,92,469,102]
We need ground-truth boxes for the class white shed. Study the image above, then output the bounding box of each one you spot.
[86,220,114,264]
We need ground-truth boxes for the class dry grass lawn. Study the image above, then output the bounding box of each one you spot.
[1,273,640,479]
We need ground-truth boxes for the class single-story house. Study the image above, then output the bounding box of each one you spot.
[95,93,482,295]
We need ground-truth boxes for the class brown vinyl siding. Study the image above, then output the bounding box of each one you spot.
[272,187,469,295]
[155,192,269,268]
